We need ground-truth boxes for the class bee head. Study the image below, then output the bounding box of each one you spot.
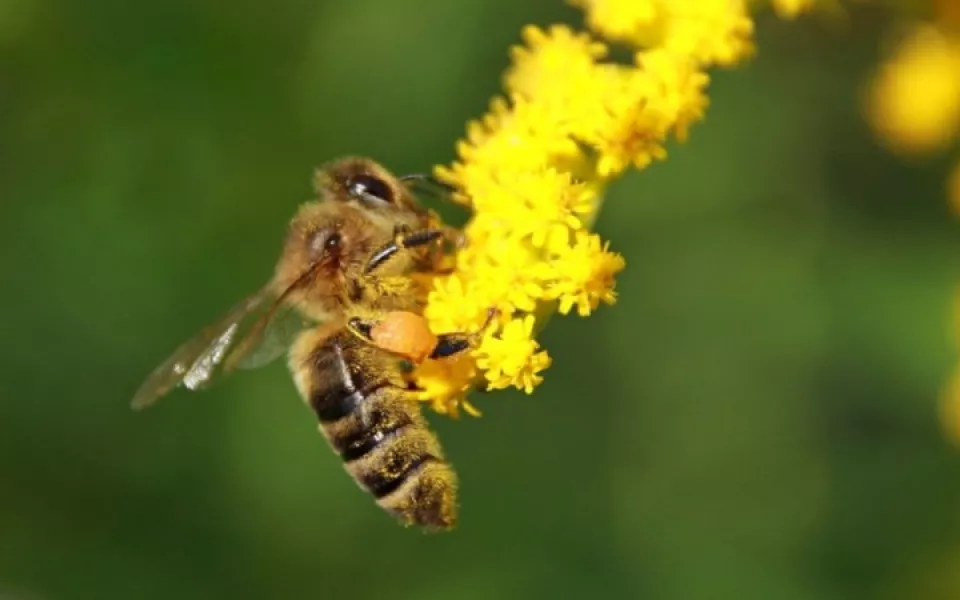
[313,156,428,218]
[271,202,382,313]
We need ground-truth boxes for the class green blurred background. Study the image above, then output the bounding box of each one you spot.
[3,1,960,599]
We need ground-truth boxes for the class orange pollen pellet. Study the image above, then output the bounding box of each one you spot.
[370,311,439,364]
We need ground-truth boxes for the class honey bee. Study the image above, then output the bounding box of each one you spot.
[132,157,479,530]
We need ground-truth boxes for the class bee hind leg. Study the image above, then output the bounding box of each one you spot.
[345,317,375,342]
[346,314,469,360]
[430,306,498,359]
[346,318,471,359]
[429,334,471,359]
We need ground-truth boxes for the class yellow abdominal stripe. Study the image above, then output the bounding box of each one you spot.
[410,0,820,418]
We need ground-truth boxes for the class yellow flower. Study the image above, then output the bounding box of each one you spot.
[506,24,607,102]
[576,51,710,177]
[503,168,598,249]
[423,274,487,334]
[547,232,626,316]
[569,0,658,45]
[866,25,960,155]
[437,96,587,195]
[572,0,755,67]
[475,316,552,393]
[580,65,673,177]
[411,0,789,415]
[467,237,549,315]
[414,354,482,418]
[658,0,756,67]
[636,49,710,142]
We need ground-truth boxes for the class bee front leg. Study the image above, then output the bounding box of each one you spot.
[364,229,444,275]
[427,223,464,276]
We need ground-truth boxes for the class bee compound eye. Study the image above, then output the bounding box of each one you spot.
[347,174,394,205]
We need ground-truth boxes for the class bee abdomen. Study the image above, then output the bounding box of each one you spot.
[309,378,389,422]
[376,458,458,530]
[341,405,442,497]
[337,412,413,462]
[337,393,458,529]
[307,340,392,422]
[299,333,458,529]
[358,453,440,498]
[350,439,458,530]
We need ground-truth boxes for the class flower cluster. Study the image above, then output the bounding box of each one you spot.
[412,0,815,417]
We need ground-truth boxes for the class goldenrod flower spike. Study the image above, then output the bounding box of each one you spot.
[571,0,755,67]
[412,0,799,417]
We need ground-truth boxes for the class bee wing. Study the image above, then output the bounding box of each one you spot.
[225,297,312,371]
[130,284,312,411]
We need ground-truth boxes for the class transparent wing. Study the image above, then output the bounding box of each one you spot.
[226,297,312,371]
[130,284,312,411]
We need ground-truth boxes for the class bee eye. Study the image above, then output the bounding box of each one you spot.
[347,174,394,205]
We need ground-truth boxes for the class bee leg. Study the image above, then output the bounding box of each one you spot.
[364,229,444,275]
[429,334,471,359]
[399,174,467,259]
[348,316,471,359]
[430,307,498,359]
[398,173,457,201]
[345,317,374,343]
[446,227,467,251]
[422,209,466,249]
[417,214,462,275]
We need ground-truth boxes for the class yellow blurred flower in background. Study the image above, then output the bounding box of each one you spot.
[948,158,960,442]
[942,293,960,443]
[770,0,815,19]
[863,4,960,443]
[865,26,960,155]
[950,160,960,214]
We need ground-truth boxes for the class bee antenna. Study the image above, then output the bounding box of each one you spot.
[399,173,458,199]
